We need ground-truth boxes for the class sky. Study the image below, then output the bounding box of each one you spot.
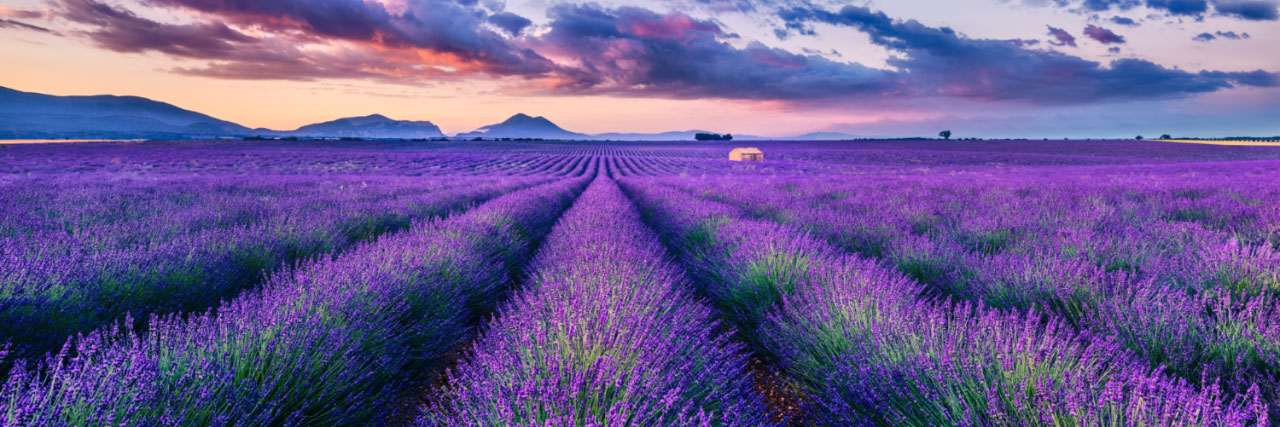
[1,0,1277,138]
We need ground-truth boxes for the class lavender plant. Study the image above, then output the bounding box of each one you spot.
[426,179,769,426]
[0,178,586,426]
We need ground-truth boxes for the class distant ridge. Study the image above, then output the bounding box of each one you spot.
[0,86,251,139]
[455,113,587,140]
[0,86,861,141]
[288,114,445,139]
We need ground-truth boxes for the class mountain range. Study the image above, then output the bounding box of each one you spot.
[0,86,855,141]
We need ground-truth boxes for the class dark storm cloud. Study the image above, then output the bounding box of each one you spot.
[777,5,1276,103]
[487,12,532,36]
[1145,0,1210,16]
[52,0,552,75]
[1046,26,1078,46]
[28,0,1279,105]
[58,0,256,58]
[534,4,895,100]
[48,0,527,83]
[1212,0,1280,20]
[1083,24,1126,43]
[76,0,555,76]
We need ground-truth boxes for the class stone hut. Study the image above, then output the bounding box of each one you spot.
[729,147,764,162]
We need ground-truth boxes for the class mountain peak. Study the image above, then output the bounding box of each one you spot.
[457,113,584,139]
[499,113,554,127]
[291,114,444,138]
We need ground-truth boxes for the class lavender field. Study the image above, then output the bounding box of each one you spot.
[2,139,1280,426]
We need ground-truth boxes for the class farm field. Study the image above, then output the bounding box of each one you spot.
[2,139,1280,426]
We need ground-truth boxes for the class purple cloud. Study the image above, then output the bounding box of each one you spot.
[535,5,893,100]
[44,0,549,83]
[1110,16,1140,25]
[1047,26,1078,46]
[118,0,556,76]
[487,12,532,36]
[1212,0,1280,20]
[1083,24,1127,43]
[1145,0,1210,16]
[778,5,1276,103]
[18,0,1279,107]
[0,18,57,34]
[58,0,256,57]
[1032,0,1275,20]
[1195,30,1254,41]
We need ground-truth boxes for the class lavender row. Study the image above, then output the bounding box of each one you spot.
[424,179,770,426]
[0,177,586,426]
[1,175,547,366]
[620,178,1264,426]
[651,171,1280,408]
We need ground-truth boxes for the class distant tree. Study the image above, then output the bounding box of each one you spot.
[1135,135,1144,140]
[1160,134,1172,139]
[695,132,732,141]
[939,130,952,140]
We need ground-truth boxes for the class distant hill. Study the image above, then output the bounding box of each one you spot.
[456,113,587,140]
[733,131,857,141]
[288,114,444,139]
[594,130,714,141]
[0,86,859,141]
[0,86,251,139]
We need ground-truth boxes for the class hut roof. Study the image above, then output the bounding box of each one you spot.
[730,147,763,154]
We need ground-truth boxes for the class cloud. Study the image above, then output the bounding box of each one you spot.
[1145,0,1210,16]
[20,0,1279,107]
[1017,0,1276,20]
[56,0,257,58]
[1194,29,1254,41]
[0,7,45,19]
[1083,24,1126,43]
[1047,25,1078,46]
[0,18,57,34]
[0,7,57,34]
[1110,16,1140,24]
[1212,0,1280,19]
[487,12,532,36]
[777,5,1276,103]
[1089,0,1143,10]
[533,4,893,100]
[53,0,556,78]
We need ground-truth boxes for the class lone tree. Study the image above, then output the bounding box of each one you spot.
[939,130,952,140]
[1160,134,1172,139]
[1135,135,1144,140]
